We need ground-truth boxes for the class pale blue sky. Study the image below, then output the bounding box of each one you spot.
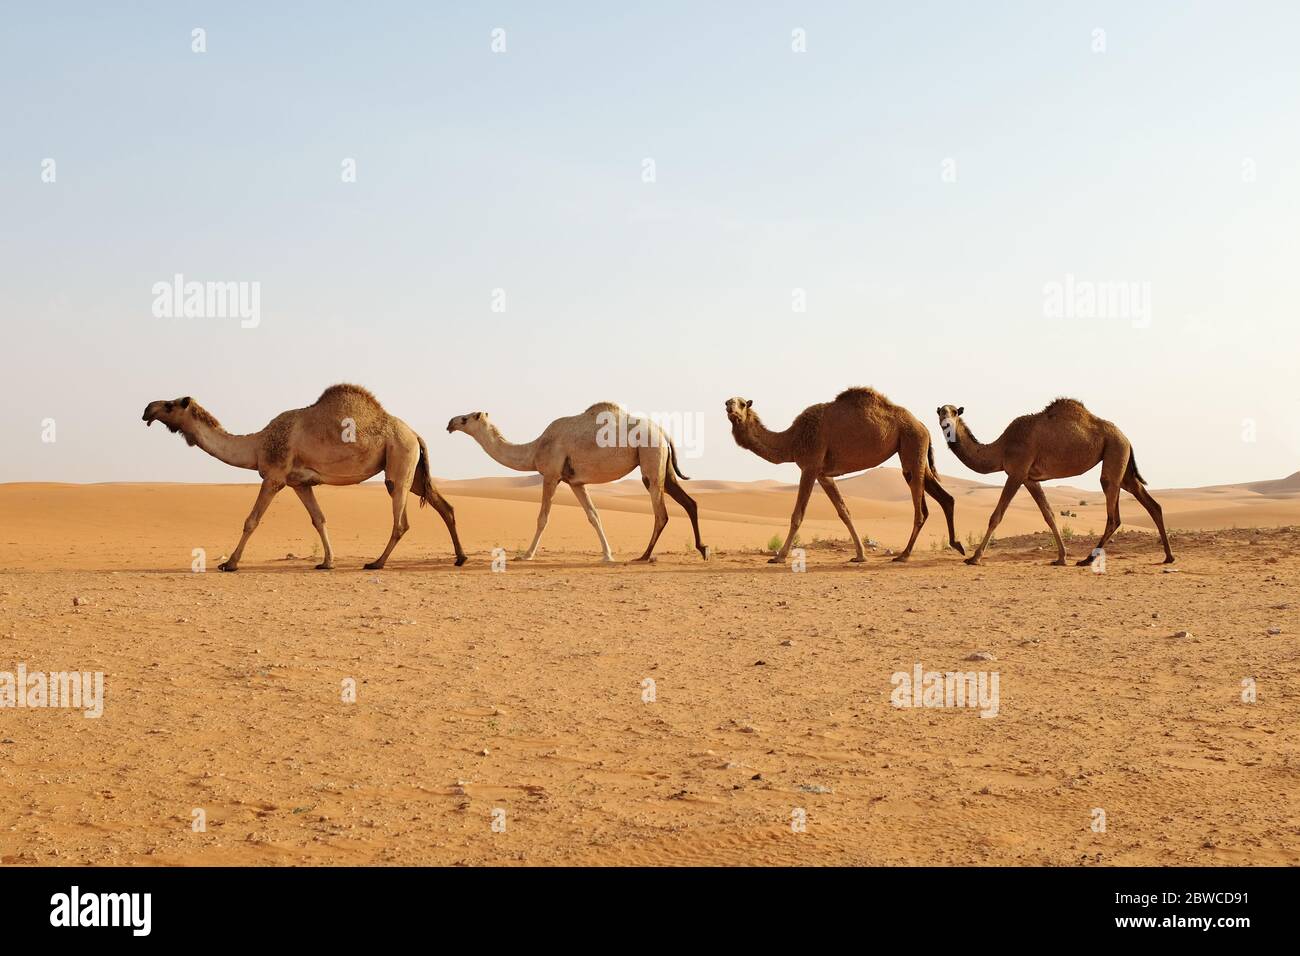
[2,1,1297,487]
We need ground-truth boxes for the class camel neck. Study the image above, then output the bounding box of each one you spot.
[470,423,538,472]
[946,418,1002,474]
[732,415,795,465]
[184,415,260,471]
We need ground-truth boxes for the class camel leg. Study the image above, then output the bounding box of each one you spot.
[923,469,965,555]
[771,470,816,564]
[895,464,928,562]
[220,478,285,571]
[965,476,1023,565]
[522,477,559,560]
[365,471,414,570]
[425,489,468,566]
[1124,473,1175,564]
[1024,479,1066,565]
[632,476,670,563]
[818,476,866,561]
[570,483,615,563]
[664,473,709,560]
[1078,451,1126,566]
[293,485,334,569]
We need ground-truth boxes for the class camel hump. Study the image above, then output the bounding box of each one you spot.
[314,383,385,411]
[583,401,623,416]
[834,386,887,405]
[1042,397,1089,417]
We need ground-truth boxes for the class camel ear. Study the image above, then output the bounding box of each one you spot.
[936,407,942,415]
[957,407,964,416]
[472,412,482,420]
[745,400,752,408]
[179,397,191,409]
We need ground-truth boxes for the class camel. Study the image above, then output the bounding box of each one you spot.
[141,384,467,571]
[447,404,709,563]
[725,388,964,563]
[936,399,1175,566]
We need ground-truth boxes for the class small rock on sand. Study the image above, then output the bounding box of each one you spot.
[965,651,996,662]
[1173,630,1192,639]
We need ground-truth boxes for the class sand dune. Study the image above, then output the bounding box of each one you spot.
[1,475,1297,867]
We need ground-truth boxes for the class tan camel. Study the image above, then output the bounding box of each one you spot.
[142,384,467,571]
[447,403,709,563]
[725,388,964,563]
[936,399,1174,566]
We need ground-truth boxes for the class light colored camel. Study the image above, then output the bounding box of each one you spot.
[142,384,466,571]
[725,387,964,563]
[447,403,709,563]
[936,398,1174,566]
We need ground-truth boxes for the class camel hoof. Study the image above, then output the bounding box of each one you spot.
[1163,556,1176,564]
[964,556,982,566]
[891,554,910,563]
[315,562,333,570]
[951,541,966,556]
[364,561,385,570]
[454,555,468,567]
[601,555,617,564]
[767,556,784,565]
[849,555,865,563]
[1075,557,1094,567]
[218,562,237,572]
[1050,559,1068,567]
[698,546,711,561]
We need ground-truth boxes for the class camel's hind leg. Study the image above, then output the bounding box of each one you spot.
[1123,471,1175,564]
[966,475,1023,565]
[633,448,670,563]
[425,489,468,566]
[522,476,559,560]
[1024,479,1066,565]
[1079,447,1127,566]
[772,470,817,564]
[570,483,615,563]
[294,485,335,569]
[818,476,866,561]
[895,459,929,562]
[366,450,417,570]
[664,472,709,560]
[923,468,965,555]
[219,478,285,571]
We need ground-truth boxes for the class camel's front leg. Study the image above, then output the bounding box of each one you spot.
[293,486,334,569]
[818,475,866,561]
[570,483,615,563]
[771,470,816,564]
[522,477,559,560]
[965,475,1022,566]
[220,478,285,572]
[1024,480,1066,565]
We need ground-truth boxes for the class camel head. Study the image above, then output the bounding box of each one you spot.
[724,397,754,427]
[447,411,488,436]
[936,404,965,444]
[142,397,197,441]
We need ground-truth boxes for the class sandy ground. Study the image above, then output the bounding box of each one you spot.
[1,475,1298,865]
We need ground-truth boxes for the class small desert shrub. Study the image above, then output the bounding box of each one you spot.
[766,534,783,553]
[1062,524,1075,540]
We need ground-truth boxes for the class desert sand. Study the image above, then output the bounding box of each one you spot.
[1,472,1298,865]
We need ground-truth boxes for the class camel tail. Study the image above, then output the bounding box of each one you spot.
[927,444,937,475]
[667,438,690,482]
[415,434,438,508]
[1126,450,1148,486]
